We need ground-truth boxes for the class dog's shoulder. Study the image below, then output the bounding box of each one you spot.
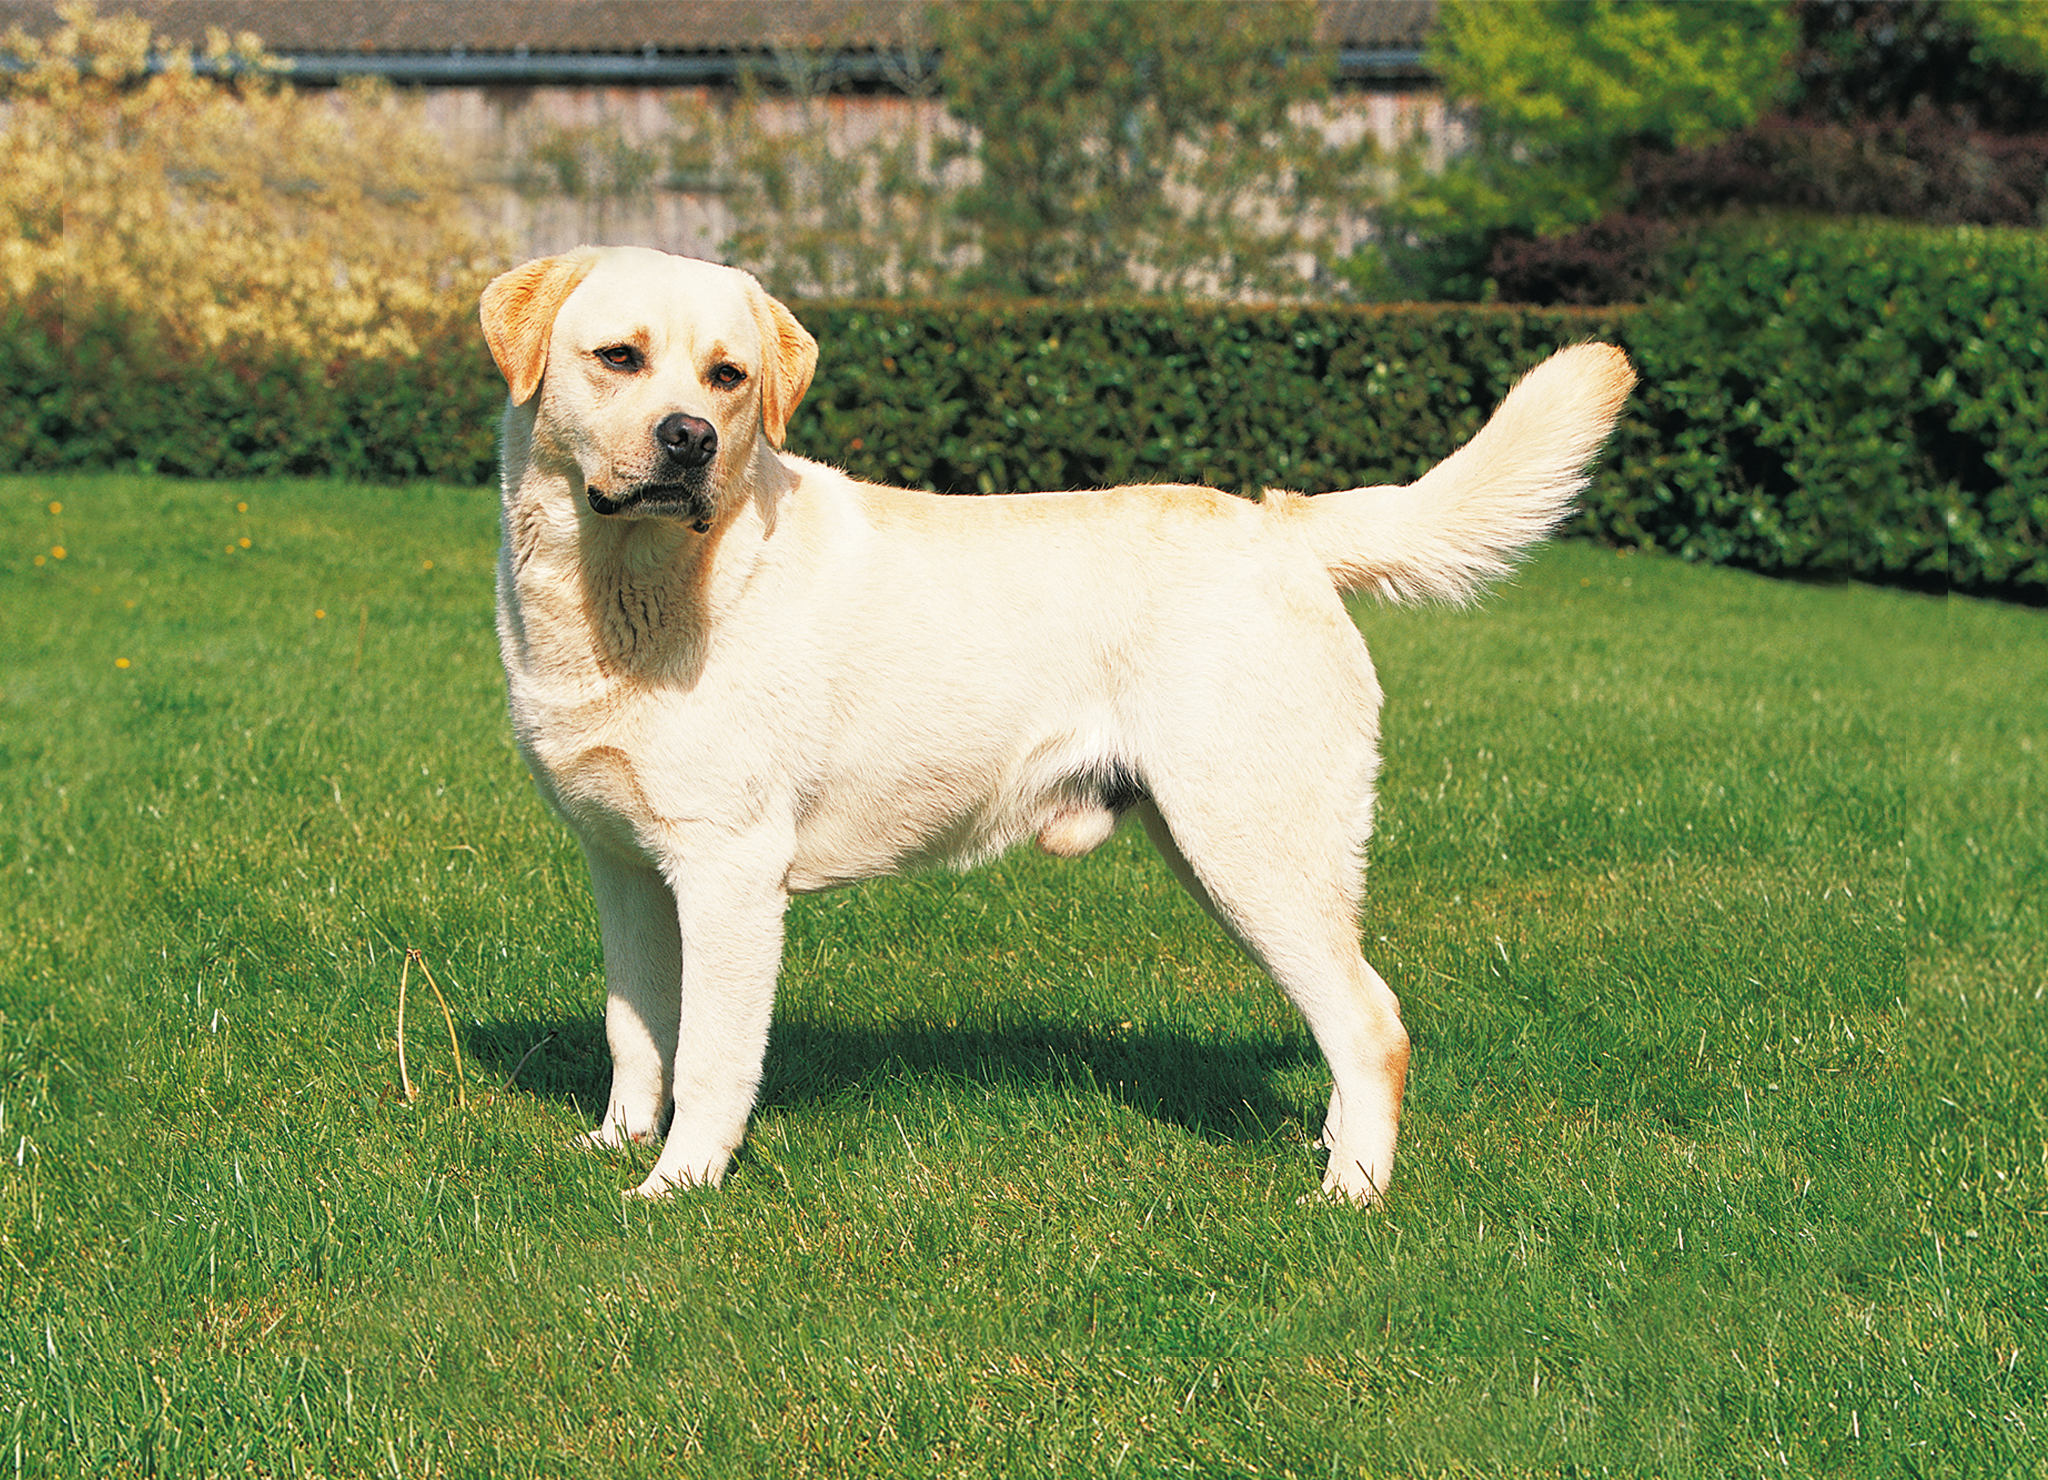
[778,453,940,529]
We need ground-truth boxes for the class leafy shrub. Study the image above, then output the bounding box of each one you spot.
[789,301,1628,500]
[1630,111,2048,229]
[1389,0,2048,306]
[1483,216,1680,308]
[0,293,501,484]
[1485,111,2048,311]
[1788,0,2048,135]
[1355,0,1798,304]
[0,10,492,361]
[1610,217,2046,593]
[0,8,502,482]
[3,225,2038,598]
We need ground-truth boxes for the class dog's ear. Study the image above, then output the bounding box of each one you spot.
[480,250,601,406]
[756,292,818,449]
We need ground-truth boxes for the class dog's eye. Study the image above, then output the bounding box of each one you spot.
[595,345,643,372]
[709,363,747,389]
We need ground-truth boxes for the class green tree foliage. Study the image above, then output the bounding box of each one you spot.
[1364,0,1797,300]
[1963,0,2048,78]
[933,0,1372,296]
[1789,0,2048,128]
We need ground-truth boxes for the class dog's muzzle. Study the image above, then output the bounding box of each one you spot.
[586,413,720,529]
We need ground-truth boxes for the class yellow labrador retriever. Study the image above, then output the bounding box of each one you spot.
[479,245,1634,1204]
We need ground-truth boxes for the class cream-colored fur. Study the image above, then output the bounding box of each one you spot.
[478,245,1636,1204]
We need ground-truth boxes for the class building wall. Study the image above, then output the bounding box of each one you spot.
[403,82,1456,269]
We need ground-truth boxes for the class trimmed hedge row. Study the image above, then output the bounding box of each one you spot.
[792,220,2047,598]
[0,296,502,485]
[1,218,2040,597]
[795,301,1628,499]
[1622,218,2047,595]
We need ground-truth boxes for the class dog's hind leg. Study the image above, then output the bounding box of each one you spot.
[1137,796,1408,1206]
[581,847,684,1148]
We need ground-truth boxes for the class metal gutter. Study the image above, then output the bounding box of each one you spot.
[198,48,939,88]
[0,41,1434,87]
[180,46,1429,90]
[1335,46,1433,81]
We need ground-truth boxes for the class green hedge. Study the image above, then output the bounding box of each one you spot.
[792,301,1626,499]
[2,218,2041,598]
[1617,218,2047,595]
[0,295,501,485]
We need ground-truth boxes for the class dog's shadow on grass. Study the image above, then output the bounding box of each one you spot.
[464,1013,1318,1148]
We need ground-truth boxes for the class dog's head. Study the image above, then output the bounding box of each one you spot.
[480,247,818,528]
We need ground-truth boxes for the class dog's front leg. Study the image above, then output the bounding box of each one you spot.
[631,855,790,1198]
[580,846,683,1147]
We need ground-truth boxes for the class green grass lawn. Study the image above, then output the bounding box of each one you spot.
[2,472,2043,1478]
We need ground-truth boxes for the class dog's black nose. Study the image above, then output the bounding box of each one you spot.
[654,413,717,469]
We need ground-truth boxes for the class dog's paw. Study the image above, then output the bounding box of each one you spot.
[572,1123,656,1152]
[1308,1153,1390,1209]
[1298,1184,1387,1210]
[625,1162,723,1199]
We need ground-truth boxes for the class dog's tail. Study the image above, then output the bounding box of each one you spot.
[1285,342,1636,606]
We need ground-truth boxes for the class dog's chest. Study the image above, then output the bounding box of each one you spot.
[506,655,790,862]
[503,672,645,844]
[497,551,677,850]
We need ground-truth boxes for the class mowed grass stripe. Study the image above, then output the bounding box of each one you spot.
[1,473,2041,1477]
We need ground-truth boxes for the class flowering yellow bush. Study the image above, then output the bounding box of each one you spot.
[0,5,493,361]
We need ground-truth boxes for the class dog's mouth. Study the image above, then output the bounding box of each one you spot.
[585,481,715,531]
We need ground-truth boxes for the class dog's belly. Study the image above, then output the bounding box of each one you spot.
[783,742,1139,893]
[783,770,1006,891]
[512,652,1146,890]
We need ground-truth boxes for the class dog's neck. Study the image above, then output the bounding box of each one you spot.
[497,439,794,689]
